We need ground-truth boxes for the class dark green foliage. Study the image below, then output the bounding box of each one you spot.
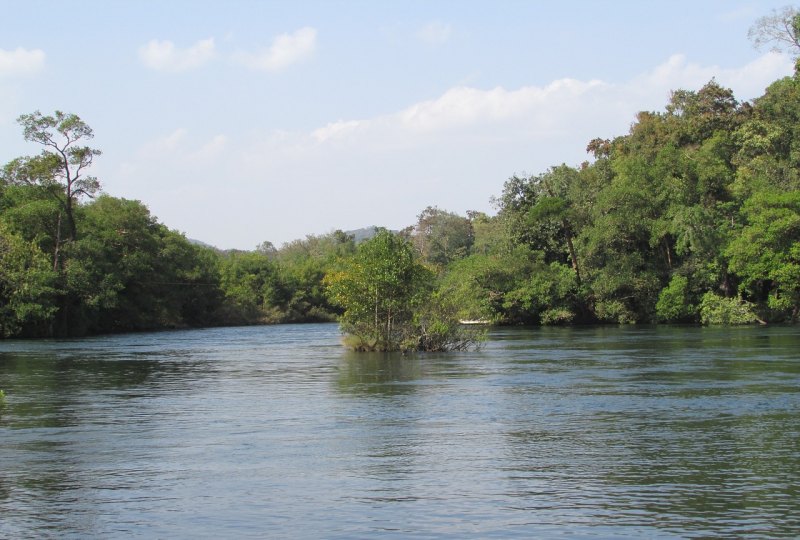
[470,73,800,325]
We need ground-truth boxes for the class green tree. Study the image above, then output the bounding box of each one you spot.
[2,111,100,268]
[727,191,800,320]
[655,275,697,322]
[219,251,283,323]
[699,292,760,325]
[439,247,577,325]
[325,229,431,351]
[0,224,58,336]
[326,229,478,351]
[407,206,473,267]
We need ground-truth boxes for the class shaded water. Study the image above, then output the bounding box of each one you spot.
[1,324,798,538]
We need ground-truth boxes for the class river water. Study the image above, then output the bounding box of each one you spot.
[1,323,798,538]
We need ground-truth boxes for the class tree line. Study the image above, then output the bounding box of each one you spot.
[2,65,800,341]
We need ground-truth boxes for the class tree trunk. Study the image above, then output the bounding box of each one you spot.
[564,227,581,285]
[53,211,62,271]
[65,197,77,241]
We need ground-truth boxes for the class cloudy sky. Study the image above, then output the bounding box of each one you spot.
[0,1,796,249]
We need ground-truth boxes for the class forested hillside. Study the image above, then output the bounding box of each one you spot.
[2,66,799,337]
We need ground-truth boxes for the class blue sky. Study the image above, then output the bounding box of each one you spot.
[1,1,796,249]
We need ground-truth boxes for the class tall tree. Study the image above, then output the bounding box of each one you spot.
[2,111,100,268]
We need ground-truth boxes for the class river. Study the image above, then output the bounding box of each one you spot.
[1,323,798,538]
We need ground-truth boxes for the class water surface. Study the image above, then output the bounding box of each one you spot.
[1,324,798,538]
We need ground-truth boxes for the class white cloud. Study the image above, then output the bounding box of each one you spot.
[0,47,45,76]
[312,120,361,142]
[139,38,216,72]
[191,134,228,160]
[233,27,317,71]
[137,129,230,162]
[634,52,794,102]
[141,128,188,155]
[417,22,452,45]
[396,79,607,132]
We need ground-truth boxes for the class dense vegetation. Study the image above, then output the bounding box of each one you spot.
[2,62,800,341]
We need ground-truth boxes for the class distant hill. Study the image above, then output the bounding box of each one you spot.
[188,238,215,249]
[345,226,399,243]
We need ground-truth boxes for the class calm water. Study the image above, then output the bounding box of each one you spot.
[1,324,798,538]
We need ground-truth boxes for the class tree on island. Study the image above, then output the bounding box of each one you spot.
[324,229,482,352]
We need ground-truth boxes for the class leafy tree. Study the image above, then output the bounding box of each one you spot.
[154,229,224,327]
[325,229,430,350]
[734,67,800,198]
[439,249,531,324]
[655,275,697,322]
[699,292,760,325]
[273,230,355,321]
[220,251,284,323]
[407,206,473,267]
[325,229,478,351]
[2,111,100,268]
[727,191,800,319]
[666,80,740,146]
[56,196,224,333]
[469,211,513,256]
[0,224,58,336]
[0,183,62,262]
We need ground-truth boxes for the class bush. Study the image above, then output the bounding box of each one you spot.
[656,275,697,322]
[326,230,483,352]
[699,292,759,325]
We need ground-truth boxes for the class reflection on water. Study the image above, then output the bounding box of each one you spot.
[337,352,425,396]
[1,323,799,538]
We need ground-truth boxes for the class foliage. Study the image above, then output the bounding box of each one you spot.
[325,229,480,351]
[413,292,486,351]
[220,251,282,323]
[3,111,100,248]
[726,191,800,320]
[325,229,430,351]
[699,292,760,325]
[406,206,473,267]
[0,223,58,336]
[655,275,697,322]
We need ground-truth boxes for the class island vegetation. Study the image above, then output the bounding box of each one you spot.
[2,13,799,347]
